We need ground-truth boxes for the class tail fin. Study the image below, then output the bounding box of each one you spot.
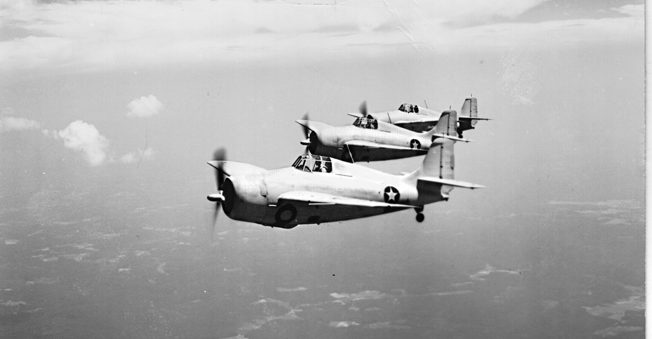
[408,139,455,202]
[424,110,470,142]
[420,138,454,180]
[460,97,478,120]
[407,138,483,203]
[425,110,457,137]
[458,97,479,137]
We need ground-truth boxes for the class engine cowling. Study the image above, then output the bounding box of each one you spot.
[221,176,268,221]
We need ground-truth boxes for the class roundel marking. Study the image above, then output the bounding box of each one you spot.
[275,204,297,224]
[383,186,400,203]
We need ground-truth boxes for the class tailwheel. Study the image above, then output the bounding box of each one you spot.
[414,207,425,222]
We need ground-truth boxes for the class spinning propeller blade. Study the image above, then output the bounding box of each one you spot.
[300,113,312,154]
[213,148,226,190]
[209,148,227,237]
[359,101,368,117]
[300,113,310,138]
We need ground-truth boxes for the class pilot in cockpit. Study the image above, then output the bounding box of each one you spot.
[399,103,420,113]
[292,155,333,173]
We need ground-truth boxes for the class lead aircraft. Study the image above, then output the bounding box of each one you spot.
[348,97,488,136]
[206,138,483,229]
[296,108,468,163]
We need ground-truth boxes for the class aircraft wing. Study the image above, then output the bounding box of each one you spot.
[347,112,363,118]
[391,117,438,125]
[342,140,427,162]
[277,191,417,208]
[393,120,438,133]
[344,140,424,152]
[207,161,266,176]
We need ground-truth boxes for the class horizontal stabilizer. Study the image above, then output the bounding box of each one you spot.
[459,117,491,122]
[418,176,485,189]
[430,133,471,143]
[278,191,418,208]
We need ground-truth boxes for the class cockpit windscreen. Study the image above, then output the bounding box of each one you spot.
[292,154,333,173]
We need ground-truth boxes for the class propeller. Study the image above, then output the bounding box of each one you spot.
[300,112,310,139]
[299,113,313,155]
[359,101,368,117]
[208,148,227,237]
[213,148,226,191]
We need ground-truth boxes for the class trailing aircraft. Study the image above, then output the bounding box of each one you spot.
[348,97,488,136]
[296,107,467,163]
[207,138,483,229]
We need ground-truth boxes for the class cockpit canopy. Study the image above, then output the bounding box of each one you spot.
[398,103,420,113]
[292,154,333,173]
[353,116,378,130]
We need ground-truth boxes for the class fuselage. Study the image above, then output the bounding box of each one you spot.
[299,120,436,162]
[361,106,442,133]
[217,157,444,228]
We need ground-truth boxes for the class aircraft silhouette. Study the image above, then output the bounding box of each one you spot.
[207,138,482,229]
[296,108,467,163]
[348,97,488,136]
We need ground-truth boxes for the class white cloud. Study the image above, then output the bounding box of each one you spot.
[0,116,40,132]
[120,147,155,164]
[0,1,642,72]
[57,120,109,166]
[330,290,387,302]
[126,95,163,118]
[329,321,360,328]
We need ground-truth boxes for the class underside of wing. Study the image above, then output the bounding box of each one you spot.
[343,140,427,162]
[277,191,417,208]
[345,140,422,152]
[393,119,438,133]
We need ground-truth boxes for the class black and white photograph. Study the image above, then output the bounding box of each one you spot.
[0,1,645,338]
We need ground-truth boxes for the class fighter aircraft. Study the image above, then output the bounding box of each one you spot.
[207,138,483,229]
[296,107,468,163]
[348,97,488,136]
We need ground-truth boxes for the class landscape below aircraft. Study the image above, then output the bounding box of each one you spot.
[206,139,483,229]
[295,108,467,163]
[348,97,488,135]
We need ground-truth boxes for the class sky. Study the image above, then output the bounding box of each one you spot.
[0,0,646,338]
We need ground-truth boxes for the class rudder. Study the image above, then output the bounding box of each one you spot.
[421,138,454,180]
[425,110,458,138]
[458,97,478,136]
[460,97,478,119]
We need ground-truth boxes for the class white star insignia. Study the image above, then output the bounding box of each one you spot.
[386,189,397,202]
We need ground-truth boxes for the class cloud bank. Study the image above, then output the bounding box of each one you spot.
[0,1,643,73]
[126,95,163,118]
